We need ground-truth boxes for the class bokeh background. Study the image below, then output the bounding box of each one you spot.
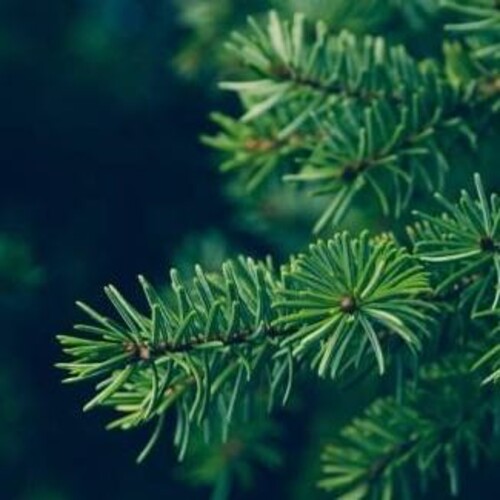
[0,1,298,498]
[0,1,498,499]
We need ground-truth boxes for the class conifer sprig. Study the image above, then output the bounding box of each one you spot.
[208,11,473,230]
[411,173,500,311]
[275,232,434,378]
[284,90,469,231]
[221,12,426,125]
[57,232,436,459]
[58,258,290,460]
[442,0,500,108]
[319,351,495,499]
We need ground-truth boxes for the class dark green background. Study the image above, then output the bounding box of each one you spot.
[0,1,228,498]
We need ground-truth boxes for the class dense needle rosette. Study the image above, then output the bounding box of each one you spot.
[411,174,500,311]
[274,232,434,378]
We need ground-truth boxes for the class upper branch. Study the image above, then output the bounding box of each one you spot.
[207,11,475,231]
[442,0,500,108]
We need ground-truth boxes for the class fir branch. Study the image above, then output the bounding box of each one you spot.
[57,233,435,459]
[221,12,420,125]
[208,11,474,230]
[319,350,496,499]
[58,257,290,460]
[283,88,471,231]
[203,111,314,193]
[411,173,500,312]
[442,0,500,108]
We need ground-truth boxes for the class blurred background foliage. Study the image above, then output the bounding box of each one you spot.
[0,0,498,499]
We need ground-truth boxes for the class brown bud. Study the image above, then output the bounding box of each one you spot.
[340,295,357,314]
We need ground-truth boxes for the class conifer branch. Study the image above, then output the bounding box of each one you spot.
[442,0,500,108]
[283,91,471,231]
[58,257,288,459]
[319,350,497,499]
[411,173,500,313]
[221,12,419,123]
[57,233,433,459]
[207,12,475,230]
